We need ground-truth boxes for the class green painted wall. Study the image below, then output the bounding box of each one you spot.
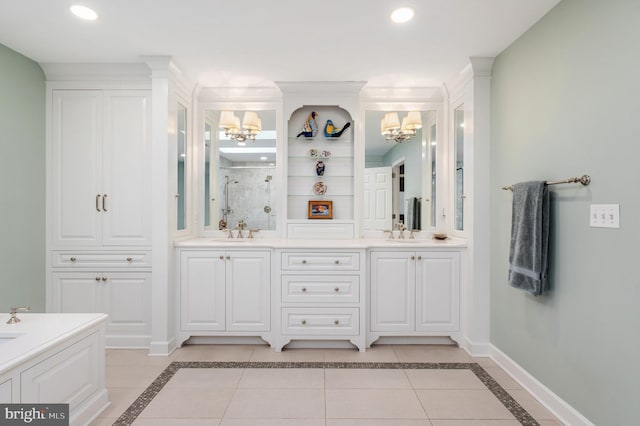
[0,44,45,311]
[490,1,640,424]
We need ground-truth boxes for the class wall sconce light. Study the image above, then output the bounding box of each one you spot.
[381,111,422,143]
[219,111,262,143]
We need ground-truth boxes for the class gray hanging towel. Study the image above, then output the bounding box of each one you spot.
[508,181,550,296]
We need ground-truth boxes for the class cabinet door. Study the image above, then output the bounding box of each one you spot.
[51,272,103,314]
[226,251,271,331]
[415,252,460,332]
[370,251,415,332]
[180,251,226,331]
[51,90,102,248]
[101,90,151,246]
[101,272,151,337]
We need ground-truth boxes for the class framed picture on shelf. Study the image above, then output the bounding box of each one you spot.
[308,200,333,219]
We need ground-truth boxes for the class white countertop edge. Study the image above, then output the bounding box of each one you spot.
[0,313,108,374]
[174,237,467,249]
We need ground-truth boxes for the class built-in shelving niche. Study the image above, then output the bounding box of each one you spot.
[287,106,354,222]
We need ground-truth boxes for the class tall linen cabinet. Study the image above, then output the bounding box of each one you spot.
[46,86,152,348]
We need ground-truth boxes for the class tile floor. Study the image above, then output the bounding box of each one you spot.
[91,344,563,426]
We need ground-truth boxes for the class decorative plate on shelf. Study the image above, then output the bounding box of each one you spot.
[313,181,327,195]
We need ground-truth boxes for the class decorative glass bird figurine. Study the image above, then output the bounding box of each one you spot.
[323,120,351,138]
[296,111,319,138]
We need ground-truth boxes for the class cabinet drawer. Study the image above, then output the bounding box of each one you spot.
[281,307,359,336]
[53,251,151,268]
[282,275,359,303]
[281,252,359,271]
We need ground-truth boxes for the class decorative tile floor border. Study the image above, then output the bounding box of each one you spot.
[113,362,539,426]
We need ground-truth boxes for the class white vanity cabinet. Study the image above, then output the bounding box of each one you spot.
[178,249,272,346]
[50,269,152,347]
[369,250,460,345]
[277,249,366,351]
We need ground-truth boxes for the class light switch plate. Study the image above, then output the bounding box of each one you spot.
[590,204,620,228]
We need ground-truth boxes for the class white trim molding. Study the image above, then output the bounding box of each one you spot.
[489,344,595,426]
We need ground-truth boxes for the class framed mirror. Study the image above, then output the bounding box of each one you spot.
[203,109,277,232]
[363,109,437,232]
[177,103,187,231]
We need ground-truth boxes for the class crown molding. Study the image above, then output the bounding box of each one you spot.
[40,62,150,81]
[360,86,444,103]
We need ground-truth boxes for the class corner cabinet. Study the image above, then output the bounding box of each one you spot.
[177,249,272,346]
[369,250,461,345]
[47,88,152,348]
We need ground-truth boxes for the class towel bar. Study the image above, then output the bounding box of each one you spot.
[502,175,591,191]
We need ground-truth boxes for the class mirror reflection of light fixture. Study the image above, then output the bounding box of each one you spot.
[219,111,262,143]
[381,111,422,143]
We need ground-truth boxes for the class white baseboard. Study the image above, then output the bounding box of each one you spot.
[147,337,177,356]
[489,344,593,426]
[460,336,490,357]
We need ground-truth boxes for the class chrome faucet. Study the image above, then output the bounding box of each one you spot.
[383,230,394,240]
[409,229,420,239]
[7,306,30,324]
[248,229,260,239]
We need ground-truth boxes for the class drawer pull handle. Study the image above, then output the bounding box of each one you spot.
[70,257,77,262]
[334,320,340,325]
[334,260,340,264]
[334,287,340,292]
[102,194,108,212]
[302,287,307,292]
[301,260,307,264]
[101,276,107,281]
[301,320,307,325]
[126,257,133,262]
[96,194,101,212]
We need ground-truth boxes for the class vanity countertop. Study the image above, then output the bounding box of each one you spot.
[175,237,467,249]
[0,313,108,374]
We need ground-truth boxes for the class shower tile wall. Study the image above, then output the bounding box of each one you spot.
[219,165,277,231]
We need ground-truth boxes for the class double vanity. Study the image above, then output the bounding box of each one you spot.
[176,236,465,352]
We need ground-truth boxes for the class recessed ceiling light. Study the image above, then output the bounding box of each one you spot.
[391,7,414,24]
[70,5,98,21]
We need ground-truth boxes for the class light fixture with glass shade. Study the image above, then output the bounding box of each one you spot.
[381,111,422,142]
[219,111,262,143]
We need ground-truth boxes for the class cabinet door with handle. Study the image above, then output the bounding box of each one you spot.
[180,251,226,331]
[101,90,151,246]
[370,251,415,332]
[51,90,102,248]
[415,252,460,332]
[226,251,271,332]
[50,272,103,314]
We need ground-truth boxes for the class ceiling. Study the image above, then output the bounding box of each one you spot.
[0,0,560,87]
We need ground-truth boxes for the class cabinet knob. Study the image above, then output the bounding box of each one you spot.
[301,320,307,325]
[70,257,77,262]
[126,257,133,262]
[219,255,224,260]
[95,277,101,281]
[301,260,307,264]
[101,276,107,281]
[226,256,231,260]
[334,320,340,325]
[334,287,340,292]
[334,260,340,264]
[411,256,415,260]
[417,256,422,260]
[302,287,307,292]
